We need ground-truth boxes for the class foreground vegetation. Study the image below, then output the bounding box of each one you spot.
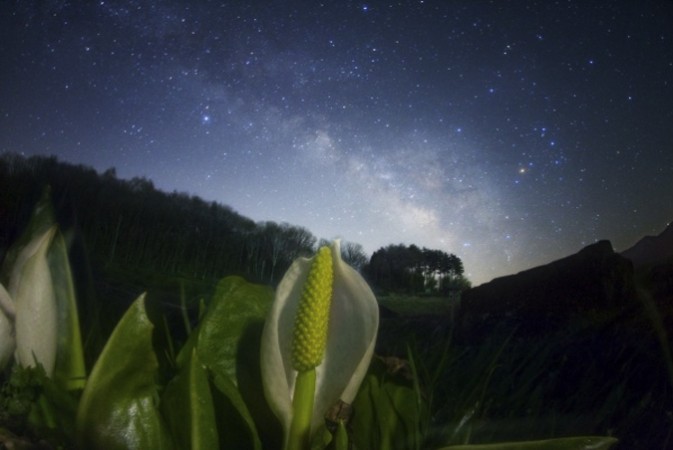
[378,291,673,449]
[0,199,619,449]
[1,154,670,448]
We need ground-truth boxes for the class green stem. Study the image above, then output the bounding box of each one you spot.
[180,280,192,335]
[37,393,57,429]
[285,369,316,450]
[334,419,349,450]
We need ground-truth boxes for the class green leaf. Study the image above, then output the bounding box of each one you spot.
[49,228,86,390]
[333,419,349,450]
[236,320,284,449]
[176,276,272,449]
[436,436,619,450]
[351,357,424,450]
[76,294,176,450]
[210,371,263,450]
[27,365,80,443]
[179,276,274,381]
[162,349,218,450]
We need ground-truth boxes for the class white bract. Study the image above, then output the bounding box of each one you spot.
[261,240,379,442]
[0,226,58,376]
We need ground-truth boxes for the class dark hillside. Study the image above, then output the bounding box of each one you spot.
[0,153,316,286]
[377,241,673,448]
[457,240,638,341]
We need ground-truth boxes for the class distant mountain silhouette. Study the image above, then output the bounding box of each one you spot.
[450,241,672,449]
[621,221,673,306]
[621,221,673,266]
[457,240,638,341]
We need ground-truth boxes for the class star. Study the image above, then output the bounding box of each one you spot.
[0,0,671,286]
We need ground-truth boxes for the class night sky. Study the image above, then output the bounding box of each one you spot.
[2,1,673,285]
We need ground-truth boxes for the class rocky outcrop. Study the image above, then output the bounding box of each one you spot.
[457,240,639,340]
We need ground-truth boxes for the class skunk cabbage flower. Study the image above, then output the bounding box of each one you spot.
[0,227,58,375]
[261,240,379,449]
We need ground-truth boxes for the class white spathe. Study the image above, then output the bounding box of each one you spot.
[1,227,58,376]
[261,240,379,438]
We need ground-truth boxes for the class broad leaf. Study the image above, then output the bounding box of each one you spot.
[76,294,175,450]
[210,371,263,450]
[351,357,424,450]
[179,276,274,382]
[162,349,218,450]
[176,276,272,449]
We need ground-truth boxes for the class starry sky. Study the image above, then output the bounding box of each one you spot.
[2,1,673,285]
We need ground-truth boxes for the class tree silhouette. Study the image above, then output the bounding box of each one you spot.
[364,243,468,295]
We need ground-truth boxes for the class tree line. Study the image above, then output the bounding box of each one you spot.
[0,153,469,293]
[365,244,470,295]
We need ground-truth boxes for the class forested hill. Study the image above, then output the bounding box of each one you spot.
[0,153,326,285]
[0,153,469,293]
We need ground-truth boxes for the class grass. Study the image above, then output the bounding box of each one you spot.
[378,294,459,316]
[75,259,217,367]
[374,289,673,449]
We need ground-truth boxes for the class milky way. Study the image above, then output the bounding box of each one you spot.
[2,1,673,284]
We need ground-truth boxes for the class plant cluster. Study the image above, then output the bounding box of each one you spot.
[0,193,618,449]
